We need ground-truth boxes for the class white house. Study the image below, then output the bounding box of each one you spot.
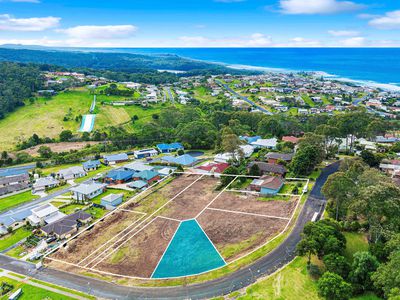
[57,166,87,181]
[251,138,278,149]
[70,182,107,202]
[27,204,66,226]
[32,176,60,193]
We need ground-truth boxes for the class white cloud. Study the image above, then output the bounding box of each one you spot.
[58,25,137,39]
[369,10,400,29]
[280,0,364,15]
[0,14,60,31]
[338,36,366,46]
[328,30,359,36]
[285,37,321,47]
[179,33,272,47]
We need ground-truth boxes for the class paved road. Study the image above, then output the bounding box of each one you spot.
[216,80,273,115]
[0,162,339,299]
[166,87,174,104]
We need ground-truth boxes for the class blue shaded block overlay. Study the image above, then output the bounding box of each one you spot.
[151,219,226,278]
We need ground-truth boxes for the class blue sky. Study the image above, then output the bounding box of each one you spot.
[0,0,399,47]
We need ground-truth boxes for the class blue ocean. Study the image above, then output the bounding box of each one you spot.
[112,48,400,89]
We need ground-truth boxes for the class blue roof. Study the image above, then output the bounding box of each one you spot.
[240,136,261,144]
[157,143,184,151]
[162,154,197,166]
[104,153,128,162]
[106,169,135,181]
[0,164,35,177]
[83,160,100,168]
[135,170,159,181]
[128,180,148,189]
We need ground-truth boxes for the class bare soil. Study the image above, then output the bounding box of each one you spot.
[210,191,298,218]
[197,209,287,262]
[51,210,143,264]
[159,176,220,220]
[22,141,101,156]
[95,217,179,278]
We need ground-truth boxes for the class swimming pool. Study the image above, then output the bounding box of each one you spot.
[151,219,226,278]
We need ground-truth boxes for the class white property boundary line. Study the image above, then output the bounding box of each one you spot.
[206,207,290,220]
[85,175,206,269]
[150,221,182,278]
[43,173,177,258]
[45,175,311,281]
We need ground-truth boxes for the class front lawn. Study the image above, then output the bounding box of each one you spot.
[59,203,87,215]
[0,227,31,252]
[0,191,39,213]
[343,232,369,262]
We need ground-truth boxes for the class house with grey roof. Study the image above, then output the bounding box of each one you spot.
[101,193,123,210]
[27,203,66,226]
[0,173,30,196]
[32,176,60,193]
[41,211,92,239]
[70,182,107,202]
[103,153,129,165]
[57,166,87,181]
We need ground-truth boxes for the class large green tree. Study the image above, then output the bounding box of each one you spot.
[317,272,352,300]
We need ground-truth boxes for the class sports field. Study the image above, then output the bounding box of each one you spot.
[45,173,304,280]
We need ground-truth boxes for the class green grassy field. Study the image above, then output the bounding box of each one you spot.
[0,88,170,150]
[193,86,218,103]
[0,276,76,300]
[0,191,39,213]
[233,232,379,300]
[0,228,31,252]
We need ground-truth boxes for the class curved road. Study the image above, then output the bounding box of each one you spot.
[0,162,339,299]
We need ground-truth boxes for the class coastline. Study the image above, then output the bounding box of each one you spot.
[225,62,400,92]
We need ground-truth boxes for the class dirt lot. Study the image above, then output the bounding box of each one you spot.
[124,174,202,213]
[51,210,143,264]
[95,217,179,278]
[159,176,220,220]
[210,191,298,218]
[197,209,288,262]
[22,141,101,156]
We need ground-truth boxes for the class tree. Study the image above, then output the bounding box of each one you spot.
[297,220,346,262]
[37,146,52,159]
[349,251,380,294]
[322,172,357,220]
[1,151,7,160]
[290,145,320,176]
[249,163,261,176]
[323,253,351,279]
[177,121,217,149]
[360,150,383,168]
[220,166,239,187]
[372,251,400,299]
[317,272,352,300]
[59,130,73,142]
[221,133,242,163]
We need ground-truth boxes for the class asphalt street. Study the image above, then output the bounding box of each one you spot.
[0,162,339,300]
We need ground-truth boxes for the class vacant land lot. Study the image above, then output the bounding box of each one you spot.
[96,217,179,278]
[159,176,220,220]
[211,192,298,219]
[22,141,101,156]
[47,174,298,280]
[0,191,39,213]
[52,210,143,264]
[198,209,288,261]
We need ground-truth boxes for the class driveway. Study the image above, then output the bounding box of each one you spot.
[0,162,339,299]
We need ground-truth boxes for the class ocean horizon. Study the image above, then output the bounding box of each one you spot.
[107,48,400,91]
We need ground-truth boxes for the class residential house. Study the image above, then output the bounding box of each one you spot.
[157,167,175,176]
[214,145,254,163]
[379,159,400,176]
[266,152,294,164]
[249,175,284,195]
[157,143,184,153]
[251,138,278,149]
[133,148,158,159]
[0,173,30,196]
[240,136,261,144]
[104,169,135,184]
[196,162,230,176]
[124,162,154,172]
[161,154,198,166]
[101,193,123,210]
[282,136,300,144]
[247,161,287,176]
[41,211,92,239]
[82,160,101,171]
[127,180,148,190]
[103,153,129,165]
[57,166,86,181]
[27,204,66,226]
[70,182,107,202]
[133,170,160,184]
[32,176,60,193]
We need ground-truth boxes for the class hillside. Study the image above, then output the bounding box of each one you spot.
[0,87,166,150]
